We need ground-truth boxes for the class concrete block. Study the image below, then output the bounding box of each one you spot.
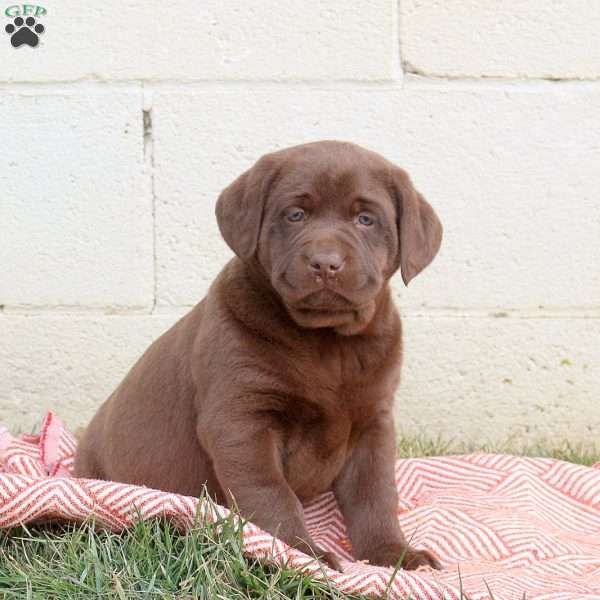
[401,0,600,79]
[399,315,600,443]
[0,87,153,309]
[0,314,180,430]
[0,1,396,82]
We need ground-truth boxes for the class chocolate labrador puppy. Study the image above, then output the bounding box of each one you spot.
[74,140,442,571]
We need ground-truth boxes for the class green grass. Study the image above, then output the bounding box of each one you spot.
[0,515,363,600]
[395,434,600,466]
[1,436,599,599]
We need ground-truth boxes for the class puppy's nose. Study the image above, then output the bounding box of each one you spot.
[308,252,345,276]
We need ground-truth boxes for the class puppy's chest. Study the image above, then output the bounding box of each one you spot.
[278,349,397,500]
[304,335,401,411]
[271,334,399,500]
[280,407,353,501]
[312,337,382,386]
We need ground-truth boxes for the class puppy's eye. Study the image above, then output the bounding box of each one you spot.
[356,213,375,226]
[287,208,306,223]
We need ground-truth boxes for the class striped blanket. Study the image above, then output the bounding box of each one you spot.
[1,412,600,599]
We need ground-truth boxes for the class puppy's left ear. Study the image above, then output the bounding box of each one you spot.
[215,153,281,260]
[391,167,443,286]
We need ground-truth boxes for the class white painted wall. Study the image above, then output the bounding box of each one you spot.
[1,1,599,443]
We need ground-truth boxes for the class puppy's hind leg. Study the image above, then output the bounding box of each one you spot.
[72,435,105,480]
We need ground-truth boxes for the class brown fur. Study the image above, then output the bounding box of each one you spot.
[74,141,443,571]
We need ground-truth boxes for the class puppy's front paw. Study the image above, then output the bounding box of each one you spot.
[317,549,344,572]
[295,541,344,572]
[367,543,441,570]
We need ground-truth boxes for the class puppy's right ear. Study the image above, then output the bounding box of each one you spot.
[215,153,281,260]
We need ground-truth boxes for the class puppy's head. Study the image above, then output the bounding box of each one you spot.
[216,141,442,334]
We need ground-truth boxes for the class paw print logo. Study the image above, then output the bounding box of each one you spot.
[5,16,45,48]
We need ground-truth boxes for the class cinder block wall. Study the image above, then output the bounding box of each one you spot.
[1,1,599,443]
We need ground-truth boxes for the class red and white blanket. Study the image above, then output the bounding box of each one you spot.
[1,412,600,599]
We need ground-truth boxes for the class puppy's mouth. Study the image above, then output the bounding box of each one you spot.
[281,289,369,332]
[294,289,354,312]
[278,270,372,306]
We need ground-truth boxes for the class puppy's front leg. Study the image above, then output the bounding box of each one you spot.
[333,413,440,570]
[204,421,342,571]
